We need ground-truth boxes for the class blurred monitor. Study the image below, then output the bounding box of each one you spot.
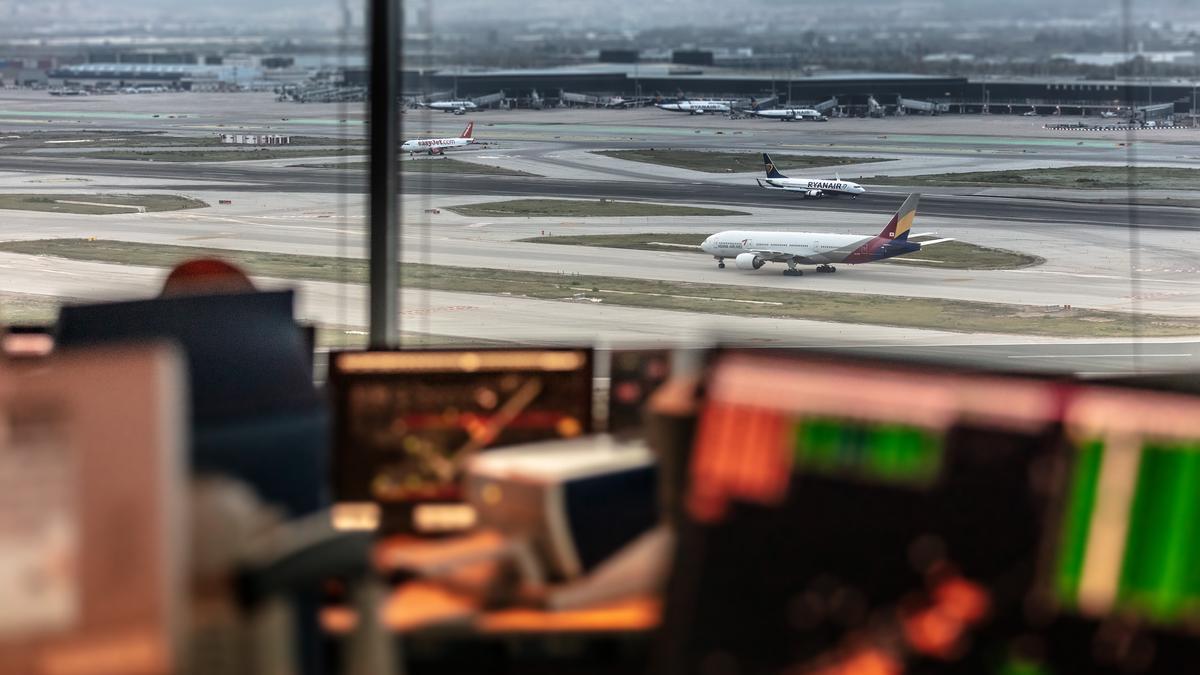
[329,349,593,534]
[656,350,1065,675]
[56,291,316,424]
[606,348,673,436]
[0,345,186,675]
[55,291,326,519]
[1013,385,1200,672]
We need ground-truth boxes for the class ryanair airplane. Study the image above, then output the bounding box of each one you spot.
[755,152,866,198]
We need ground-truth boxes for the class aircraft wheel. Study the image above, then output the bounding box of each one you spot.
[718,262,725,269]
[783,269,803,277]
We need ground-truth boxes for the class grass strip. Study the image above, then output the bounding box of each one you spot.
[0,131,361,151]
[293,157,536,176]
[0,238,1192,338]
[447,199,748,218]
[64,148,363,162]
[870,166,1200,190]
[593,149,892,173]
[0,193,207,215]
[518,233,1042,270]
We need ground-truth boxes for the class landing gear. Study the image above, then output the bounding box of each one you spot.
[816,265,837,274]
[716,257,725,269]
[783,259,803,277]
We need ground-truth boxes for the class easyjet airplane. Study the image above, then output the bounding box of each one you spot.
[401,122,475,155]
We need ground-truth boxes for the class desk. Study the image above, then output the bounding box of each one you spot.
[322,535,661,636]
[322,581,660,635]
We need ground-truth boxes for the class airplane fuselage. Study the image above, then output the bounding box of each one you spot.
[401,136,473,153]
[701,230,920,266]
[756,177,866,197]
[755,108,826,121]
[429,101,477,112]
[657,100,731,114]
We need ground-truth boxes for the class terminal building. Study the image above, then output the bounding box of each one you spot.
[26,52,1198,123]
[400,63,1196,121]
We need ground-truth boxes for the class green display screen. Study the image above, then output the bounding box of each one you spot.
[789,417,943,485]
[1055,438,1200,624]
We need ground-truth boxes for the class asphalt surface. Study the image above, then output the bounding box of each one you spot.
[4,97,1200,374]
[0,155,1196,230]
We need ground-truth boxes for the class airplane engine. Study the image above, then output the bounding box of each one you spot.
[735,253,765,270]
[805,190,823,199]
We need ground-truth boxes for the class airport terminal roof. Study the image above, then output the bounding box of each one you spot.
[433,63,957,82]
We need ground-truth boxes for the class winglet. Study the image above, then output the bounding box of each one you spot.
[762,153,785,179]
[460,121,474,138]
[878,193,920,241]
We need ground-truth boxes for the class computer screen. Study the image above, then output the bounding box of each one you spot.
[329,348,594,532]
[1052,386,1200,628]
[56,291,315,423]
[657,350,1065,675]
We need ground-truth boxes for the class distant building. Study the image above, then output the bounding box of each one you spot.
[599,50,639,64]
[220,134,292,145]
[672,50,714,67]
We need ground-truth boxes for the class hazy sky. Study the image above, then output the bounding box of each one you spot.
[0,0,1195,33]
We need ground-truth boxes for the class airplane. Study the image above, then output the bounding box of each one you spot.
[756,153,865,198]
[656,99,733,114]
[426,100,478,113]
[401,122,475,155]
[700,193,952,276]
[753,108,827,122]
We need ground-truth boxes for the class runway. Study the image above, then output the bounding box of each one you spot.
[0,155,1196,230]
[3,93,1200,373]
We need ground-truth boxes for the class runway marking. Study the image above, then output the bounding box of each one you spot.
[573,287,783,306]
[180,231,236,241]
[466,222,492,228]
[1007,353,1192,359]
[1009,269,1200,288]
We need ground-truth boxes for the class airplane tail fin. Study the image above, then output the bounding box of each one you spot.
[762,153,785,179]
[878,193,920,241]
[460,121,474,138]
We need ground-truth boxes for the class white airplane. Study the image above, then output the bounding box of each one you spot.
[756,153,865,198]
[427,100,478,113]
[401,122,475,155]
[700,193,953,276]
[754,108,827,122]
[656,99,732,114]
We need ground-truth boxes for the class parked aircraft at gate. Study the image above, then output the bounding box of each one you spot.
[656,99,733,114]
[754,108,827,121]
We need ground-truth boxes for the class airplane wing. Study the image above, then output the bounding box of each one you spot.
[916,237,955,246]
[755,179,808,192]
[747,249,821,264]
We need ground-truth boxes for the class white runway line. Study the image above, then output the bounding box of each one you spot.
[1007,353,1193,359]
